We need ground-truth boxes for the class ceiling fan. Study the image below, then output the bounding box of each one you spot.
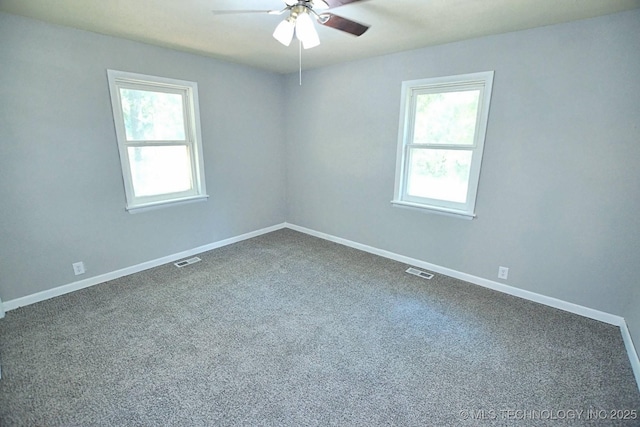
[213,0,370,49]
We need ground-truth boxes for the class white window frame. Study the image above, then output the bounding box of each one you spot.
[107,69,208,213]
[392,71,494,219]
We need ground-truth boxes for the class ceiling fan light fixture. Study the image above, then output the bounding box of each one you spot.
[302,31,320,49]
[295,11,320,49]
[273,18,295,46]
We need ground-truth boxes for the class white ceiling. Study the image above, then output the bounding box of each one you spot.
[2,0,639,74]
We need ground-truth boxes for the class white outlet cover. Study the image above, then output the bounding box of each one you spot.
[73,262,85,275]
[498,266,509,280]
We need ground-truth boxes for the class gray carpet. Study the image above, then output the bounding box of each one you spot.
[1,229,638,426]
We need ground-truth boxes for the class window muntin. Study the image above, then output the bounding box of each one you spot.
[393,72,494,218]
[107,70,207,212]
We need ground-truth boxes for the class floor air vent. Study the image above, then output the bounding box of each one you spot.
[406,267,434,280]
[174,257,201,268]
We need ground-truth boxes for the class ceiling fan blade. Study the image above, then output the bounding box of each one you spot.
[322,0,369,9]
[212,9,282,16]
[317,13,369,36]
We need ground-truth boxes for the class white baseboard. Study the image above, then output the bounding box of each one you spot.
[285,223,622,325]
[620,321,640,391]
[285,222,640,389]
[1,223,286,312]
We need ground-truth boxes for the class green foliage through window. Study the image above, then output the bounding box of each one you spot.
[120,89,186,141]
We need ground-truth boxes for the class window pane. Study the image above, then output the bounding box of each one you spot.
[406,148,472,203]
[120,89,186,141]
[128,146,193,197]
[413,90,480,146]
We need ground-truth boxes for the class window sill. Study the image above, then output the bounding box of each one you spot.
[390,200,475,220]
[127,195,209,214]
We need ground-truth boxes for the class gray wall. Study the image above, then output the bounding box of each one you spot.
[627,284,640,352]
[0,12,287,301]
[284,10,640,348]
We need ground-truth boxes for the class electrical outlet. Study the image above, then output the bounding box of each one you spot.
[72,262,85,276]
[498,266,509,280]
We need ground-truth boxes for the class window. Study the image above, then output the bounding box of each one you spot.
[107,70,208,212]
[393,71,494,219]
